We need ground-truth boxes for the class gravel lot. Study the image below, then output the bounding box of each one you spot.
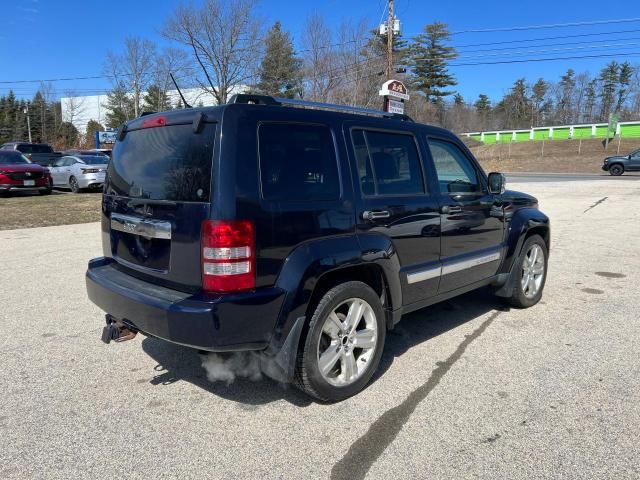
[1,178,639,479]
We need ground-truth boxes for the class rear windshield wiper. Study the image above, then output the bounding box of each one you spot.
[126,199,178,208]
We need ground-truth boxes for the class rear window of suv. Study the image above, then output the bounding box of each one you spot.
[258,123,340,201]
[106,123,215,201]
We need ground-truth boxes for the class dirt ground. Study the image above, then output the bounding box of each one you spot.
[469,138,640,174]
[0,190,101,230]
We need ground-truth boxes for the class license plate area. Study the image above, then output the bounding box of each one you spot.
[23,180,35,186]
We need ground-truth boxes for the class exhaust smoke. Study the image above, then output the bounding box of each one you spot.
[200,352,283,385]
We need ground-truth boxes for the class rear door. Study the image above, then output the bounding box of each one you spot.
[426,137,504,293]
[103,118,217,292]
[49,157,69,185]
[346,123,441,306]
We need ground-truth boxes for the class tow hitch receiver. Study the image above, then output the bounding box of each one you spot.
[101,315,137,344]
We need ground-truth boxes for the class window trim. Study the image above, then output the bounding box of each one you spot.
[256,121,343,203]
[426,135,488,195]
[349,126,427,198]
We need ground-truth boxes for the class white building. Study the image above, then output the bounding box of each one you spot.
[60,86,246,133]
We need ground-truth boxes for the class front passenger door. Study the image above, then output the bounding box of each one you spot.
[427,138,504,293]
[628,149,640,171]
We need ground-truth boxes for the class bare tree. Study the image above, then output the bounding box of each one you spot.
[163,0,262,104]
[104,37,156,117]
[301,14,341,102]
[333,19,370,106]
[152,47,193,109]
[62,90,86,126]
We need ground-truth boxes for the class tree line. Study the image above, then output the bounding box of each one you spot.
[3,0,640,148]
[102,0,640,132]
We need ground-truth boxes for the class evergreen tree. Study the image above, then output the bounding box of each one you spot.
[474,94,491,114]
[408,22,458,102]
[599,61,619,121]
[584,79,598,122]
[531,78,548,127]
[495,78,531,129]
[616,61,633,113]
[103,85,134,128]
[557,69,576,123]
[56,122,79,148]
[142,84,171,112]
[258,22,302,98]
[84,119,104,148]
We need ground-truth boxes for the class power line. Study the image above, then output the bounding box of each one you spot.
[454,40,640,60]
[452,28,640,49]
[450,51,640,67]
[450,16,640,35]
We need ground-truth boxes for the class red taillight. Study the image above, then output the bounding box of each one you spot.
[201,220,255,293]
[141,116,167,129]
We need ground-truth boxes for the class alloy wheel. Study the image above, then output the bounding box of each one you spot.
[316,298,378,387]
[521,244,545,298]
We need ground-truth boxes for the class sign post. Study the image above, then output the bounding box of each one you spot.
[605,113,619,149]
[379,79,409,115]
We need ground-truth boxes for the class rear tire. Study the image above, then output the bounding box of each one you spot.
[505,234,548,308]
[609,164,624,176]
[295,281,386,402]
[69,176,81,193]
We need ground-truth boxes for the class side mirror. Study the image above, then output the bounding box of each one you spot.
[488,172,506,195]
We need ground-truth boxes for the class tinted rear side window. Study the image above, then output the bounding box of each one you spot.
[258,123,340,201]
[106,124,215,201]
[352,129,425,196]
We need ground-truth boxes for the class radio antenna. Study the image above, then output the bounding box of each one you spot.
[170,72,191,108]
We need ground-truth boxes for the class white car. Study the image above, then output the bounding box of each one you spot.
[49,155,108,193]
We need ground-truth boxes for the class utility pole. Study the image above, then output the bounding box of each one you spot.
[23,106,32,143]
[386,0,394,80]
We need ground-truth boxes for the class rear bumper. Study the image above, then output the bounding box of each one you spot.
[77,174,105,188]
[0,184,50,192]
[86,257,285,352]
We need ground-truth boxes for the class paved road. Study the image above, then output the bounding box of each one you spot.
[506,172,640,183]
[1,178,640,479]
[507,172,640,183]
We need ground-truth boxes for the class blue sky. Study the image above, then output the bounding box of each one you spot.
[1,0,639,103]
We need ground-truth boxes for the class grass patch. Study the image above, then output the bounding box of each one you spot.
[0,190,101,231]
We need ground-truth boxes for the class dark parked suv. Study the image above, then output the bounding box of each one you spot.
[86,95,550,401]
[602,148,640,175]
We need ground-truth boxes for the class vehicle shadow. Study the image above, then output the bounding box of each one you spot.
[140,287,506,406]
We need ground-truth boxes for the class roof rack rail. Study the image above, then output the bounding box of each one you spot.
[227,93,413,122]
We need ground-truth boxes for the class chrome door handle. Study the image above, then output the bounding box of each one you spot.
[362,210,391,221]
[441,205,463,214]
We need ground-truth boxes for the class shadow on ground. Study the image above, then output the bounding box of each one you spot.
[141,287,506,406]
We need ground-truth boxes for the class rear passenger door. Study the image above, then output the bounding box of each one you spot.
[346,124,441,305]
[426,137,504,293]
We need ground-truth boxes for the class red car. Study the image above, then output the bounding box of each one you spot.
[0,150,52,196]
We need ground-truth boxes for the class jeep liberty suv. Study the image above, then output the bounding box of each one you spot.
[86,95,550,402]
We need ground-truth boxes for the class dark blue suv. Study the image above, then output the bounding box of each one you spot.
[86,95,550,401]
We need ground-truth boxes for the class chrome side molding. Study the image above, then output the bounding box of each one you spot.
[406,266,442,284]
[441,251,501,276]
[406,250,501,284]
[111,213,172,240]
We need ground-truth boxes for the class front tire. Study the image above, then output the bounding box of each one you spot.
[295,281,386,402]
[506,234,548,308]
[609,164,624,176]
